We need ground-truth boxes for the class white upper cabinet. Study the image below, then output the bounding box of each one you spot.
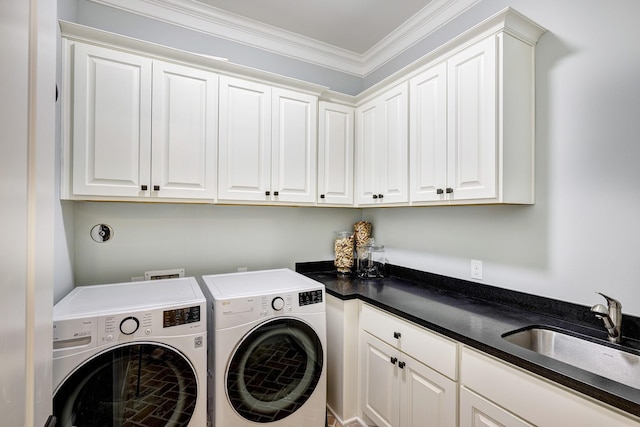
[70,42,152,198]
[218,76,272,202]
[272,87,318,204]
[409,62,448,202]
[410,30,537,205]
[355,82,409,206]
[218,75,318,204]
[61,8,542,207]
[151,61,218,200]
[317,102,355,205]
[66,41,218,201]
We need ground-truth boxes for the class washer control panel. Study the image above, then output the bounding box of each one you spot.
[299,289,323,306]
[163,305,201,327]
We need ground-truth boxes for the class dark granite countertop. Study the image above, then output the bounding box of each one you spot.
[296,261,640,419]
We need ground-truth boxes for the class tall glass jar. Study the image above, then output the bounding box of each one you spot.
[334,231,354,277]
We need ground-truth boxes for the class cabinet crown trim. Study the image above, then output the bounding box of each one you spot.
[59,20,329,97]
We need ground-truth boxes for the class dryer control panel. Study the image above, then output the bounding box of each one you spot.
[214,286,325,329]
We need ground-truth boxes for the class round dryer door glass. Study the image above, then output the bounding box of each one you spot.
[53,343,198,427]
[226,318,324,423]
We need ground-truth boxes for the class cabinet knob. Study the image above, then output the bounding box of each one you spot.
[274,191,279,196]
[372,194,378,199]
[153,185,160,191]
[141,185,148,191]
[390,357,397,365]
[378,194,384,199]
[436,188,444,195]
[393,331,401,339]
[320,194,325,199]
[446,188,453,194]
[265,191,270,196]
[398,361,406,369]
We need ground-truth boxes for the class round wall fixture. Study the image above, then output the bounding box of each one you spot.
[90,224,113,243]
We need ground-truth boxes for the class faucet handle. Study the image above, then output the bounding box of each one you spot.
[596,292,622,309]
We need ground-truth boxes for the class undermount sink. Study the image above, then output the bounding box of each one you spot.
[502,326,640,389]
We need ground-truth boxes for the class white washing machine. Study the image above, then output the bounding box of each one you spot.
[202,269,326,427]
[52,277,207,427]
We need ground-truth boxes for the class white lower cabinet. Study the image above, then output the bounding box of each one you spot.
[460,387,533,427]
[359,304,457,427]
[460,347,640,427]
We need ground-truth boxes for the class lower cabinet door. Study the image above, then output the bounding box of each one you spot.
[361,332,457,427]
[400,353,457,427]
[361,333,399,427]
[460,387,534,427]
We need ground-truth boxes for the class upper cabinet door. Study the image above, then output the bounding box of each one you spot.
[355,83,409,206]
[378,83,409,204]
[409,62,448,203]
[446,37,497,201]
[271,88,318,204]
[151,61,218,200]
[72,42,152,197]
[317,102,354,205]
[355,100,380,205]
[218,75,272,201]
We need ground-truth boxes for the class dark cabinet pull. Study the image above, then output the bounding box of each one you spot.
[320,194,325,199]
[436,188,444,195]
[393,331,401,339]
[141,185,148,191]
[274,191,279,196]
[378,194,384,199]
[265,191,270,196]
[153,185,160,191]
[398,361,406,369]
[390,357,397,365]
[372,194,378,199]
[446,187,453,194]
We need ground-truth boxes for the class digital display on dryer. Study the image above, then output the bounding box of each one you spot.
[298,290,323,306]
[163,305,201,328]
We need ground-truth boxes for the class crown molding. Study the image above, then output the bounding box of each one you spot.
[88,0,479,77]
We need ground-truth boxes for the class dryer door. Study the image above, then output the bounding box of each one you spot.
[53,343,198,427]
[226,317,324,423]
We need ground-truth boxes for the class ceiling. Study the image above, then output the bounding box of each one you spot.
[194,0,437,54]
[91,0,480,76]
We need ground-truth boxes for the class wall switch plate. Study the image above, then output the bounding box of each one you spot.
[471,260,483,280]
[144,268,185,280]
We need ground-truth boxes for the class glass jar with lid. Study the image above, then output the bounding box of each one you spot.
[357,240,385,278]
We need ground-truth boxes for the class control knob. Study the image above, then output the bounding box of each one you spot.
[120,316,140,335]
[271,297,285,311]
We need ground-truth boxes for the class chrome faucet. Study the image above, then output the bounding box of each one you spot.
[591,292,622,343]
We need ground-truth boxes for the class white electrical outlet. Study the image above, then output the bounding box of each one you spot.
[471,260,483,280]
[237,267,248,272]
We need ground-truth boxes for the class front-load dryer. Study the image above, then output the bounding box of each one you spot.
[202,268,326,427]
[52,277,207,427]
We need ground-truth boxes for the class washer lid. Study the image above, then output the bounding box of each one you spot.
[202,268,322,299]
[53,277,204,319]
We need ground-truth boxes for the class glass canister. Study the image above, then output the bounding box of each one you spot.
[334,231,354,277]
[357,241,386,278]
